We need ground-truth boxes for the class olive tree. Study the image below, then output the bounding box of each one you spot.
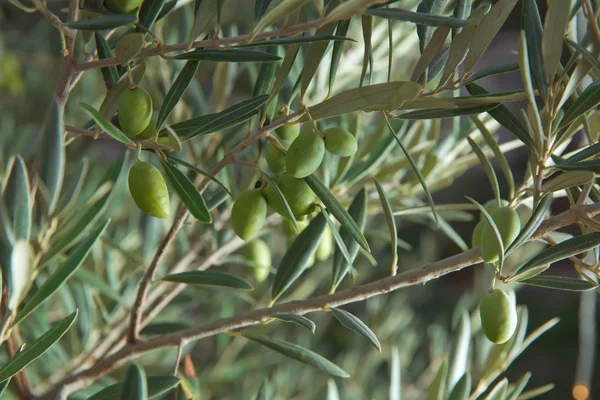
[0,0,599,399]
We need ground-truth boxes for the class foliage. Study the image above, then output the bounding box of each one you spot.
[0,0,599,399]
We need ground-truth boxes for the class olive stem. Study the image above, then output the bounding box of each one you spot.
[127,65,136,88]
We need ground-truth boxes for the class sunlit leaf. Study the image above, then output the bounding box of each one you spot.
[274,314,316,333]
[160,159,211,222]
[7,241,33,311]
[426,357,448,400]
[331,307,381,351]
[243,334,349,378]
[373,179,397,273]
[520,275,598,292]
[506,193,552,255]
[40,98,65,215]
[542,0,569,79]
[80,103,135,146]
[301,22,337,96]
[522,0,548,101]
[160,271,253,290]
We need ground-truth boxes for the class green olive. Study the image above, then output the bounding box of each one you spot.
[231,190,267,240]
[118,87,153,137]
[128,161,170,218]
[265,140,290,175]
[286,129,325,178]
[480,199,510,221]
[137,116,157,140]
[275,124,300,142]
[263,174,315,220]
[316,226,333,261]
[281,218,309,238]
[479,289,518,344]
[104,0,143,14]
[471,220,485,248]
[323,127,358,157]
[242,239,271,283]
[480,207,521,263]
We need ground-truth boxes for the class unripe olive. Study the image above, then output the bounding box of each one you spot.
[286,130,325,178]
[104,0,143,14]
[480,207,521,263]
[480,199,510,221]
[263,174,315,220]
[323,127,357,157]
[275,124,300,142]
[471,220,485,248]
[118,87,153,137]
[231,190,267,240]
[265,140,290,175]
[316,227,333,261]
[128,161,170,218]
[281,218,309,238]
[242,239,272,283]
[479,289,518,344]
[137,116,157,140]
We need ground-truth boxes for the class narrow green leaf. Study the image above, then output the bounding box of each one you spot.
[506,193,552,255]
[121,364,148,400]
[187,0,216,49]
[395,103,500,119]
[484,378,507,400]
[464,0,519,72]
[5,156,31,241]
[508,263,549,283]
[427,357,448,400]
[271,214,326,302]
[66,14,137,30]
[366,7,468,28]
[522,0,548,101]
[175,95,269,139]
[389,346,401,400]
[40,98,65,215]
[559,79,600,130]
[542,0,569,79]
[520,275,598,292]
[13,220,109,327]
[175,49,281,62]
[416,0,447,49]
[301,22,337,96]
[137,0,165,30]
[160,159,211,222]
[95,32,119,87]
[274,314,316,333]
[322,210,355,272]
[542,170,594,194]
[448,373,471,400]
[359,15,373,87]
[268,43,299,106]
[80,103,135,146]
[251,0,310,39]
[471,116,515,198]
[304,176,369,252]
[327,379,340,400]
[385,116,439,227]
[255,378,273,400]
[565,38,600,74]
[461,62,519,85]
[254,0,273,19]
[89,376,181,400]
[157,61,199,130]
[0,376,10,397]
[74,268,121,302]
[517,232,600,272]
[331,308,381,351]
[505,372,531,400]
[553,158,600,173]
[301,81,421,122]
[562,138,600,164]
[263,174,298,232]
[165,153,231,195]
[467,137,501,206]
[518,384,555,399]
[7,241,33,311]
[329,19,351,94]
[373,179,397,273]
[243,333,349,378]
[411,26,450,83]
[0,311,77,382]
[160,271,253,290]
[331,188,368,290]
[466,83,536,151]
[447,312,470,392]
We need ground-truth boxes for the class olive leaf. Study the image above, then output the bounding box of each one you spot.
[255,378,274,400]
[7,240,33,312]
[366,6,467,29]
[5,155,31,241]
[0,311,78,382]
[541,171,595,194]
[521,275,598,292]
[12,220,110,327]
[88,376,181,400]
[121,364,148,400]
[331,308,381,351]
[137,0,165,31]
[159,159,211,222]
[522,0,548,101]
[329,19,351,93]
[95,32,119,86]
[40,98,65,216]
[467,137,501,207]
[187,0,216,49]
[448,373,471,400]
[115,33,145,65]
[165,153,231,195]
[159,271,253,290]
[273,314,316,333]
[506,193,552,255]
[461,62,519,86]
[466,196,505,270]
[80,103,135,146]
[242,333,349,378]
[175,49,281,62]
[541,0,570,80]
[505,373,532,400]
[262,174,298,232]
[390,346,401,400]
[251,0,311,39]
[373,179,397,274]
[271,213,326,303]
[304,176,369,252]
[427,357,448,400]
[301,22,337,97]
[157,60,199,130]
